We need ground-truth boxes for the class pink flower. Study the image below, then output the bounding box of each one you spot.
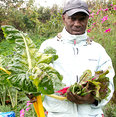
[97,8,102,15]
[104,28,111,33]
[113,5,116,10]
[56,87,69,95]
[87,29,92,33]
[45,111,48,115]
[103,8,108,11]
[89,12,94,19]
[101,15,108,23]
[26,107,31,111]
[111,4,113,6]
[20,109,25,117]
[92,22,96,25]
[26,101,32,107]
[89,10,91,13]
[20,109,25,114]
[89,12,94,18]
[27,101,30,103]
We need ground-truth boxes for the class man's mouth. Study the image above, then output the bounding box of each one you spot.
[72,27,82,32]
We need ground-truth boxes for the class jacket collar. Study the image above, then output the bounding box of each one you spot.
[57,28,88,45]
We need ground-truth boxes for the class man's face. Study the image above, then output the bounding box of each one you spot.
[62,12,89,35]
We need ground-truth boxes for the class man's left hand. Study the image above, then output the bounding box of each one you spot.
[66,90,95,104]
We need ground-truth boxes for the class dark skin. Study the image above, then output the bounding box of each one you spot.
[26,93,37,103]
[67,90,95,104]
[66,83,95,104]
[63,12,95,104]
[27,12,95,105]
[62,12,89,35]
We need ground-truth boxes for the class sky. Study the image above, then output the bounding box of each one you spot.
[34,0,87,8]
[34,0,65,8]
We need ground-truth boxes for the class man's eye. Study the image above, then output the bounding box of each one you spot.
[79,17,86,21]
[71,17,77,21]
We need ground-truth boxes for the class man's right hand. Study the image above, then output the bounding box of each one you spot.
[26,93,37,103]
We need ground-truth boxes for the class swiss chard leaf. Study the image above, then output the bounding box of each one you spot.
[0,56,11,85]
[79,70,92,83]
[1,25,64,95]
[68,68,110,101]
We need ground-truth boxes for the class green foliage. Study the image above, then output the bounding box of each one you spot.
[0,39,15,56]
[1,25,64,95]
[0,105,11,112]
[79,70,92,83]
[0,0,63,39]
[87,2,116,91]
[36,9,63,38]
[103,101,116,117]
[0,94,37,117]
[69,69,110,101]
[0,84,19,109]
[37,6,51,22]
[0,84,7,106]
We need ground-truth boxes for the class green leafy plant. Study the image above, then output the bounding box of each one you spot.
[69,68,111,101]
[0,60,18,108]
[1,25,64,96]
[0,105,11,112]
[0,56,11,106]
[56,68,111,101]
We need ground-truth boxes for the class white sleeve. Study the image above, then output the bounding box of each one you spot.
[39,38,56,53]
[91,46,115,108]
[39,40,49,53]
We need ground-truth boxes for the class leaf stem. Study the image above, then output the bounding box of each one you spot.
[46,94,67,100]
[21,33,32,69]
[0,67,11,75]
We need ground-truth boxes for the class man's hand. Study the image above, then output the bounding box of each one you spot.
[26,93,37,103]
[66,90,95,104]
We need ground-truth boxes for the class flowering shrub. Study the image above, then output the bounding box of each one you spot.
[87,3,116,35]
[20,101,32,117]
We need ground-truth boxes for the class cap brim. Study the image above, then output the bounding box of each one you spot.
[66,9,89,16]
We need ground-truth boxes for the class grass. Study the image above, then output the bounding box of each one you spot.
[103,101,116,117]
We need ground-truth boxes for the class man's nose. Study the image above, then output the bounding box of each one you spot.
[74,20,81,26]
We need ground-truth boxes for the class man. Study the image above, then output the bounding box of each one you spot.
[39,0,115,117]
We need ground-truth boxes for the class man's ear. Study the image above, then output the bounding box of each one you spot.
[62,14,65,22]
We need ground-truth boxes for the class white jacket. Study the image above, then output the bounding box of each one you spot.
[39,28,115,117]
